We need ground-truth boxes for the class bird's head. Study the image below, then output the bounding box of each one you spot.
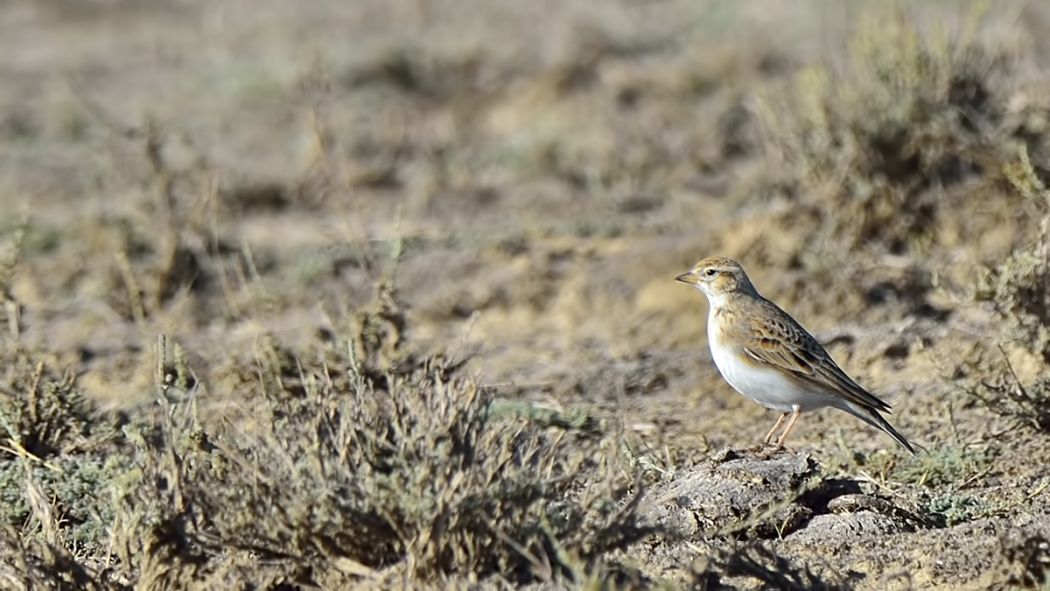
[675,256,756,301]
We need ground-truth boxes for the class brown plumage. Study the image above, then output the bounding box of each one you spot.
[677,256,915,453]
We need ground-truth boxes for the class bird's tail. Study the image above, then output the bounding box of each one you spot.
[844,403,917,455]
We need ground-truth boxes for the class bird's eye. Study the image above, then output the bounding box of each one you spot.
[703,269,717,277]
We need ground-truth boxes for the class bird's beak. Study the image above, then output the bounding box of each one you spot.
[675,271,698,285]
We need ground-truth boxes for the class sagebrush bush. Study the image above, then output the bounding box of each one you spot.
[113,330,646,588]
[0,344,127,590]
[757,10,1021,255]
[971,147,1050,431]
[980,241,1050,362]
[979,150,1050,362]
[0,347,94,458]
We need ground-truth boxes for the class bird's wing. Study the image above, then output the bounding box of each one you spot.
[740,300,892,412]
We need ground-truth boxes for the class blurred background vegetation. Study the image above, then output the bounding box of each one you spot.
[0,0,1049,588]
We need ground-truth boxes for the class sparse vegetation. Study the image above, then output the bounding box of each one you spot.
[757,8,1035,259]
[112,326,647,588]
[894,442,990,489]
[970,146,1050,430]
[980,146,1050,362]
[0,346,127,589]
[925,492,987,526]
[966,346,1050,433]
[1,1,1049,589]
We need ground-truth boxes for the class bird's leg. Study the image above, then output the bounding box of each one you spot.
[775,407,802,446]
[763,412,789,445]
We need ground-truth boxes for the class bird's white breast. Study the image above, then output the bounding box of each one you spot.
[707,306,837,412]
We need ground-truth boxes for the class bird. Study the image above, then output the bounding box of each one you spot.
[675,256,915,454]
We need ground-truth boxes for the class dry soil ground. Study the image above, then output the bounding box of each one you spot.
[1,1,1050,589]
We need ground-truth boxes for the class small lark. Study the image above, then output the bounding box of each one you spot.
[676,256,915,454]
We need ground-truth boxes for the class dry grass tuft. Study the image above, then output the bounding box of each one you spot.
[0,522,104,591]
